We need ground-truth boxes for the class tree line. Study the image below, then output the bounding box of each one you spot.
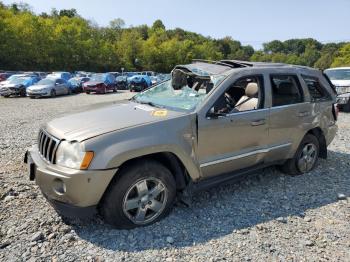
[0,2,349,72]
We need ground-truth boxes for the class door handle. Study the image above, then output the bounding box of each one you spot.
[298,111,310,117]
[251,119,266,126]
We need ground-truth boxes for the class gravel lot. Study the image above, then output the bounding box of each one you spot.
[1,93,349,262]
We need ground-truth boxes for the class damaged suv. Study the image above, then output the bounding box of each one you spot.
[25,60,338,228]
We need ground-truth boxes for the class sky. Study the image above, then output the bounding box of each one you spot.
[3,0,350,49]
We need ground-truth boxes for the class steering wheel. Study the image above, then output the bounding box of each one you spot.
[224,93,236,109]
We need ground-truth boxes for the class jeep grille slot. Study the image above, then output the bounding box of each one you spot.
[37,130,60,163]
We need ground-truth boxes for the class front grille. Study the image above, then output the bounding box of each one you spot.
[38,129,60,163]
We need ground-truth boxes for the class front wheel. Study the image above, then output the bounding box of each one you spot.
[100,160,176,228]
[280,134,319,176]
[50,89,56,98]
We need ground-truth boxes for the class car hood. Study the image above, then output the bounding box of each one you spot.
[1,84,18,89]
[85,81,104,86]
[29,84,52,90]
[45,101,186,141]
[331,80,350,87]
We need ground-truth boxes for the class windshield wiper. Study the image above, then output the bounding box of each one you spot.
[131,98,163,108]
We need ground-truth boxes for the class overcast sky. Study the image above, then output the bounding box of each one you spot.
[3,0,350,49]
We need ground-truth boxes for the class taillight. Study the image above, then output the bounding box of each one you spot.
[332,103,339,121]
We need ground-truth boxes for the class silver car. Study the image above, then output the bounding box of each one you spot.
[25,60,338,228]
[27,78,71,98]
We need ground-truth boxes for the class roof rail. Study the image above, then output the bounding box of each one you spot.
[192,59,236,68]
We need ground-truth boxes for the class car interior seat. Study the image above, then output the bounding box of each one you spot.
[235,82,259,111]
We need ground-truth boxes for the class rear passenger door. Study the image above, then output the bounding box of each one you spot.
[266,74,312,162]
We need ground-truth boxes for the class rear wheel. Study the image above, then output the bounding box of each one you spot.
[100,160,176,228]
[280,134,319,176]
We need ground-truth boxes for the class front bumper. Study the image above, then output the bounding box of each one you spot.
[0,88,19,96]
[24,146,117,218]
[84,86,104,92]
[27,90,50,97]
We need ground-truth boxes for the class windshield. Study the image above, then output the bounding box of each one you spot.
[10,77,29,84]
[69,78,79,84]
[133,75,226,111]
[90,74,104,82]
[37,79,54,85]
[325,69,350,80]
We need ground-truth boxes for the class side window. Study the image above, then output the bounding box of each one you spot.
[212,75,264,114]
[271,75,303,107]
[301,75,330,102]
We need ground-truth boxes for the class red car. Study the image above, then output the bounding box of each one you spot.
[0,73,13,82]
[83,73,116,94]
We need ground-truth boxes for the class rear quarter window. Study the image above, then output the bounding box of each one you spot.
[301,75,331,102]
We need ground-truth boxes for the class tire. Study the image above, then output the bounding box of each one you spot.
[86,91,90,94]
[50,89,56,98]
[100,160,176,229]
[280,134,320,176]
[19,86,26,97]
[67,88,72,95]
[113,86,117,93]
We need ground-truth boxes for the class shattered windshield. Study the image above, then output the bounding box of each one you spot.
[133,75,225,111]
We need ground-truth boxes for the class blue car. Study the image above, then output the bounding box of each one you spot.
[68,77,90,93]
[0,75,40,97]
[47,72,72,81]
[128,74,152,92]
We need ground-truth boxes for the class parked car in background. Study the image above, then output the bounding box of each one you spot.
[25,60,338,228]
[68,77,90,93]
[0,74,29,87]
[74,71,92,78]
[0,72,13,82]
[324,67,350,112]
[83,73,116,94]
[0,75,40,97]
[27,78,71,98]
[116,76,129,90]
[108,72,121,78]
[47,72,72,82]
[128,74,152,92]
[141,71,156,76]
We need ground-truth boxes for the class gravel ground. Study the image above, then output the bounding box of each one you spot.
[0,93,349,262]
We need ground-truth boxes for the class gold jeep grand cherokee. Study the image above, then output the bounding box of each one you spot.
[25,60,338,228]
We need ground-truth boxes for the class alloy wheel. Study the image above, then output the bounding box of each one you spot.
[297,143,317,173]
[122,177,168,225]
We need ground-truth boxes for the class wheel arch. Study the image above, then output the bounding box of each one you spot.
[99,152,193,207]
[306,127,327,159]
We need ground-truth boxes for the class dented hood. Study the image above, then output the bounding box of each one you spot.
[45,100,185,141]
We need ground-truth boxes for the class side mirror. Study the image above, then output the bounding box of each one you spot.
[206,107,225,119]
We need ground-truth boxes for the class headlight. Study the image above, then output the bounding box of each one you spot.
[56,141,94,169]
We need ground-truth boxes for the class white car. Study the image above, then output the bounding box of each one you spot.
[324,67,350,112]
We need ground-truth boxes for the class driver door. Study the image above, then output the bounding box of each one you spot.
[197,75,270,178]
